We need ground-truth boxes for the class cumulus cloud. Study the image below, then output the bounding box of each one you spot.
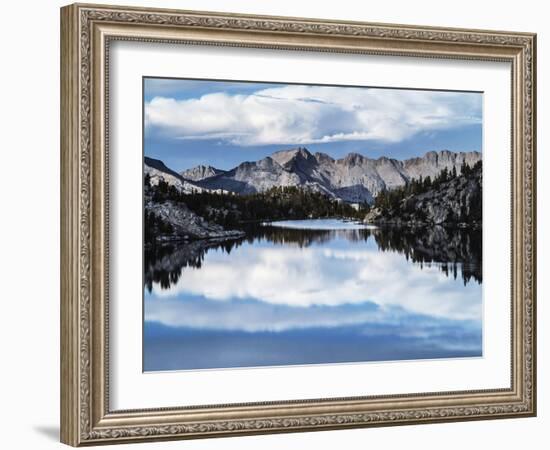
[145,85,482,146]
[147,243,482,322]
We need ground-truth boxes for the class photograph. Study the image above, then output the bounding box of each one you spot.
[57,2,537,446]
[142,78,484,372]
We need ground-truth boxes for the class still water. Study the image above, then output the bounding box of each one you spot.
[144,219,482,372]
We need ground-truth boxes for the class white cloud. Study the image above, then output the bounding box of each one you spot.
[145,85,481,146]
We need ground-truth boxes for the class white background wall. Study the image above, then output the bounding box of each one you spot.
[0,0,546,449]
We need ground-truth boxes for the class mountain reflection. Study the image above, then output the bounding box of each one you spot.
[144,224,482,292]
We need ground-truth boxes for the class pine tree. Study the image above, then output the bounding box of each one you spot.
[440,167,449,183]
[424,175,432,190]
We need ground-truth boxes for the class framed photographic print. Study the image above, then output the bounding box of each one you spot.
[60,3,537,446]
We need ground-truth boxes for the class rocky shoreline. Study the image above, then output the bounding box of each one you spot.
[364,208,481,230]
[145,197,245,245]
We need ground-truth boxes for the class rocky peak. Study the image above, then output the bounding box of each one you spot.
[271,147,314,166]
[314,152,335,164]
[256,156,279,169]
[422,151,440,165]
[180,164,224,181]
[145,157,219,195]
[341,152,365,166]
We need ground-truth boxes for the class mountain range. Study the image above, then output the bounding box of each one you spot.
[144,157,224,195]
[145,148,481,204]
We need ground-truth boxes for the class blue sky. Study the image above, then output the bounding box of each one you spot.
[144,77,482,172]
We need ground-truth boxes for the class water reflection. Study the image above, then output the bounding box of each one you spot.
[144,220,482,371]
[145,224,482,292]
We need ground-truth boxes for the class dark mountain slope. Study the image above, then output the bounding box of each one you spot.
[365,161,482,227]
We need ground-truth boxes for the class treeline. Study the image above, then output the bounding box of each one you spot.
[145,222,482,288]
[372,226,482,284]
[374,160,482,212]
[146,175,369,228]
[144,210,174,243]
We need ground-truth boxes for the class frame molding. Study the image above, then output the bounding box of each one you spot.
[60,3,536,446]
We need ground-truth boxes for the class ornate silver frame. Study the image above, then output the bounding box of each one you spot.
[60,3,536,446]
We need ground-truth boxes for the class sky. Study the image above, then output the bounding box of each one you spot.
[143,77,483,173]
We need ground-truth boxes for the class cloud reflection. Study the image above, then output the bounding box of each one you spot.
[148,239,482,321]
[145,293,479,337]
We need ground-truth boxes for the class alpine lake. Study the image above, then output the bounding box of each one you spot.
[144,219,482,372]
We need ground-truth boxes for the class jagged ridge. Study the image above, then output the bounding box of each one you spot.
[192,147,481,204]
[181,164,225,181]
